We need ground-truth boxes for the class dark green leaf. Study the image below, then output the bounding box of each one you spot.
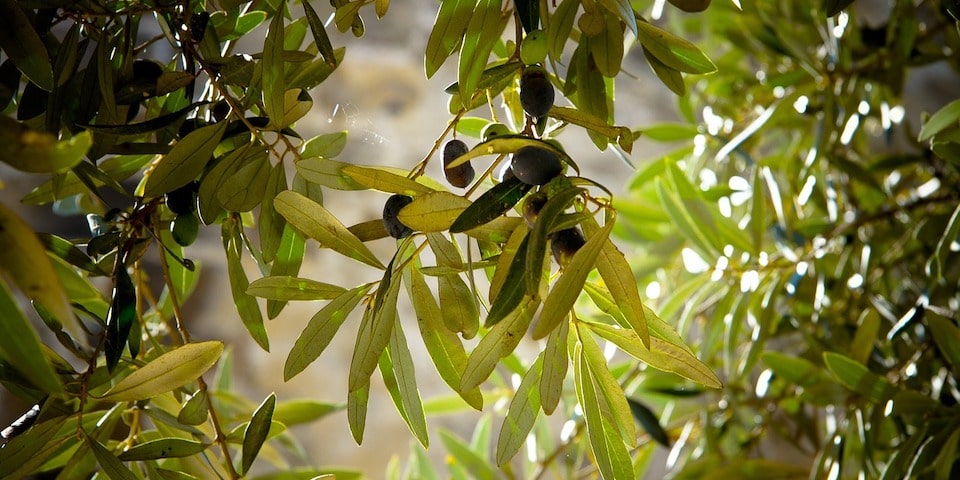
[487,233,530,327]
[461,298,538,391]
[450,177,532,233]
[0,280,63,394]
[105,255,137,372]
[0,0,53,90]
[117,438,208,461]
[303,0,339,67]
[178,390,209,425]
[540,317,568,415]
[241,393,277,475]
[223,219,269,351]
[80,103,205,136]
[262,8,287,126]
[823,352,895,404]
[347,383,369,444]
[247,276,348,301]
[823,0,855,16]
[142,122,227,197]
[636,19,716,74]
[526,187,583,295]
[627,398,670,447]
[438,429,499,480]
[349,257,402,393]
[85,433,138,480]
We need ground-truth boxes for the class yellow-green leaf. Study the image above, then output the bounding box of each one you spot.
[578,323,636,447]
[446,134,576,171]
[379,321,429,447]
[284,284,371,380]
[99,341,224,402]
[0,117,91,173]
[425,0,474,78]
[588,321,721,389]
[461,298,538,391]
[349,266,401,392]
[540,319,568,414]
[247,275,348,301]
[458,0,508,100]
[117,439,209,461]
[496,354,542,466]
[398,191,472,232]
[86,433,138,480]
[636,19,716,74]
[274,190,385,269]
[823,352,896,404]
[347,384,369,444]
[142,122,227,197]
[262,9,286,126]
[0,280,62,394]
[532,219,613,339]
[341,165,435,196]
[0,201,79,339]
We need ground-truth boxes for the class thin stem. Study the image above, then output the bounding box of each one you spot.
[411,109,468,179]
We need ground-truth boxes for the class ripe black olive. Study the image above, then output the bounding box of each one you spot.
[383,194,414,239]
[520,67,554,119]
[165,181,199,215]
[511,146,562,185]
[523,192,547,228]
[550,227,585,267]
[212,99,230,122]
[443,139,475,188]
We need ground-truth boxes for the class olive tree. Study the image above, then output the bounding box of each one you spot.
[1,0,959,478]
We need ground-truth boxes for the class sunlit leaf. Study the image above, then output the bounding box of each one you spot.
[349,259,402,393]
[142,122,227,197]
[247,276,348,301]
[446,134,577,171]
[284,284,371,380]
[461,298,538,391]
[540,319,568,415]
[578,323,636,446]
[347,384,369,444]
[425,0,474,78]
[341,165,435,196]
[532,219,613,339]
[438,429,499,480]
[636,19,716,74]
[99,341,223,402]
[574,349,633,480]
[496,354,542,466]
[224,219,269,351]
[379,320,429,447]
[458,0,508,100]
[823,352,896,404]
[398,191,472,232]
[274,190,385,269]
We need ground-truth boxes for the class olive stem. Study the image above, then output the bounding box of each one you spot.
[464,153,508,198]
[410,109,468,179]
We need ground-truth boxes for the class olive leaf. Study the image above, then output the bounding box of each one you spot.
[425,0,474,78]
[495,354,542,466]
[450,177,531,233]
[636,19,717,74]
[398,191,473,232]
[0,0,53,91]
[457,0,508,100]
[247,276,348,301]
[0,280,63,394]
[142,121,227,197]
[224,218,270,351]
[86,433,139,480]
[262,8,287,127]
[574,348,634,480]
[341,165,435,196]
[241,393,277,475]
[99,342,224,402]
[379,320,429,447]
[117,439,209,461]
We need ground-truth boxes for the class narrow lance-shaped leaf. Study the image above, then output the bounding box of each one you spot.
[496,354,542,466]
[627,398,670,447]
[635,19,717,74]
[349,255,402,393]
[582,215,650,347]
[379,320,429,447]
[241,393,277,475]
[458,0,507,100]
[450,176,532,233]
[487,232,530,327]
[142,121,227,197]
[99,341,224,402]
[262,7,287,127]
[275,190,385,269]
[461,298,538,391]
[0,281,62,394]
[341,165,434,196]
[577,323,637,447]
[588,320,721,389]
[347,383,369,444]
[85,433,138,480]
[574,348,633,480]
[404,263,483,409]
[224,220,270,351]
[105,255,137,372]
[246,276,348,301]
[178,390,209,425]
[540,318,568,414]
[425,0,474,78]
[303,0,338,67]
[117,438,209,461]
[398,191,473,233]
[0,201,79,338]
[527,187,583,295]
[0,0,53,90]
[284,283,372,381]
[823,352,896,404]
[532,219,614,339]
[267,224,306,319]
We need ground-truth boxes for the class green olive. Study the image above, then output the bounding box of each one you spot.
[171,213,200,246]
[520,30,548,65]
[481,122,512,142]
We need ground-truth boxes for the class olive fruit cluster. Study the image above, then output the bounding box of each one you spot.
[382,194,414,239]
[166,181,200,246]
[443,139,475,188]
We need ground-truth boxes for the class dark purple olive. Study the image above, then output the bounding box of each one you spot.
[165,181,199,215]
[383,194,414,239]
[550,227,585,267]
[511,146,562,185]
[443,139,475,188]
[520,66,554,118]
[523,192,548,228]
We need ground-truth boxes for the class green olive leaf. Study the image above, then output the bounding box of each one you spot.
[487,232,530,327]
[303,0,339,67]
[549,106,632,152]
[577,323,637,447]
[247,275,348,301]
[425,0,474,78]
[398,191,473,232]
[224,219,270,351]
[267,224,306,319]
[0,201,79,340]
[450,177,532,233]
[626,398,670,447]
[461,298,538,391]
[0,117,91,174]
[548,0,579,63]
[590,10,625,77]
[379,320,429,447]
[142,121,227,197]
[347,382,369,444]
[0,280,63,394]
[217,148,271,212]
[99,341,224,402]
[587,321,721,389]
[177,390,209,425]
[241,393,276,475]
[495,354,542,466]
[403,264,483,409]
[574,349,634,480]
[274,190,385,269]
[341,165,435,196]
[284,284,372,381]
[0,0,53,90]
[300,131,348,159]
[458,0,509,100]
[85,433,138,480]
[262,8,287,127]
[446,134,578,172]
[273,399,344,426]
[597,0,638,37]
[644,45,686,95]
[348,257,402,393]
[636,18,717,74]
[532,219,613,339]
[526,187,583,295]
[117,438,209,461]
[540,319,568,415]
[823,352,896,404]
